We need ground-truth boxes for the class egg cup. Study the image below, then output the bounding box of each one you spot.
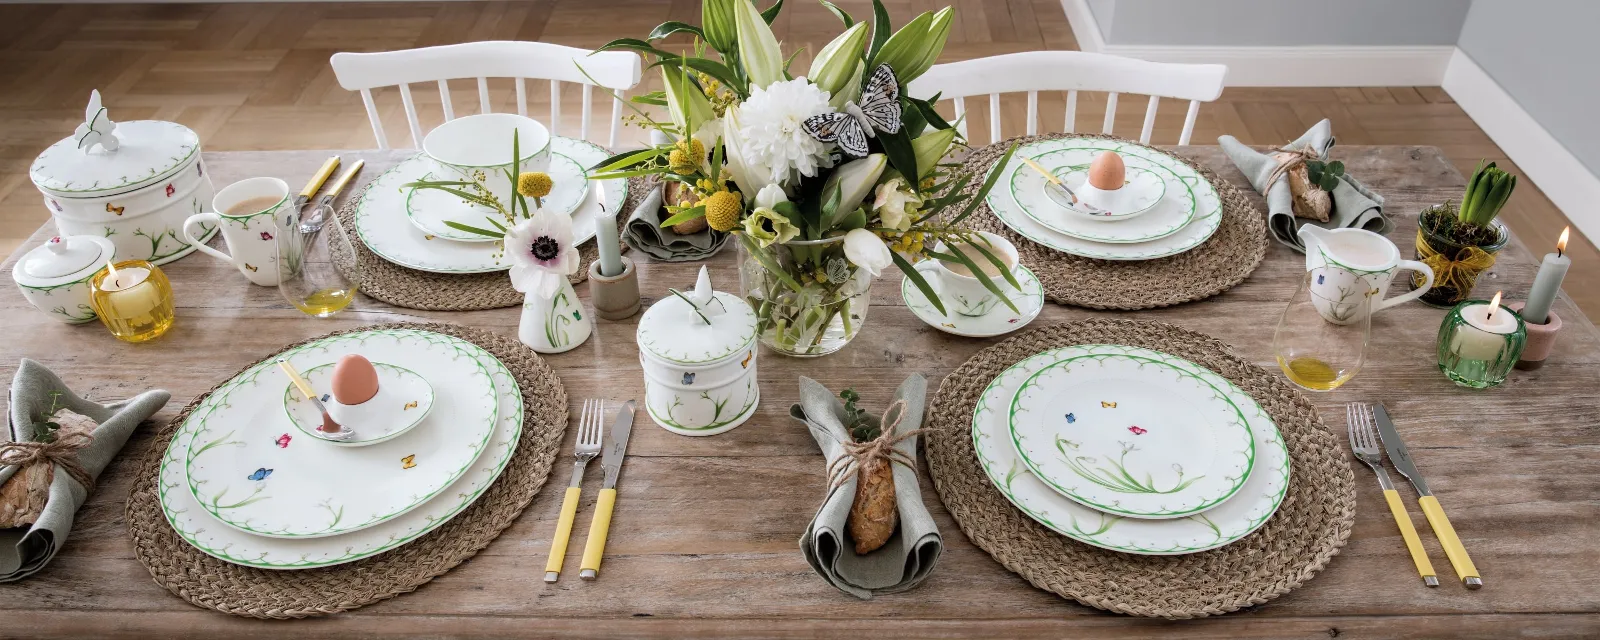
[282,362,435,447]
[1046,165,1166,220]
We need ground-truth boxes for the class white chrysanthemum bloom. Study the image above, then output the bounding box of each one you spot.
[736,78,835,187]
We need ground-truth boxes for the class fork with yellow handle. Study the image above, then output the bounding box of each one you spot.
[1348,403,1438,586]
[545,399,603,583]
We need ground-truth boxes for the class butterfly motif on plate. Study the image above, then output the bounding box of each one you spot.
[248,467,273,481]
[801,64,902,158]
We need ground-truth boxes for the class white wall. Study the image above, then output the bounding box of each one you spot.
[1086,0,1472,46]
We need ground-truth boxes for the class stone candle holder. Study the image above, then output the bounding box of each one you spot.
[1509,301,1563,370]
[588,255,640,320]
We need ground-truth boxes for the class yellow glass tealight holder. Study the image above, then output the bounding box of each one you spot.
[90,259,175,343]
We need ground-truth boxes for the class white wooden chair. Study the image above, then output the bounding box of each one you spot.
[329,41,642,150]
[906,51,1227,146]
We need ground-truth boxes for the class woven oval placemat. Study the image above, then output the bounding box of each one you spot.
[924,319,1355,619]
[126,322,567,619]
[332,176,652,311]
[959,134,1268,310]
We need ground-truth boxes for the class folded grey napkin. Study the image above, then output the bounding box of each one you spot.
[1219,118,1389,252]
[792,374,941,599]
[0,359,169,582]
[622,183,731,262]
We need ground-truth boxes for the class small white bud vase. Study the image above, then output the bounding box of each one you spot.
[518,277,591,354]
[637,266,760,436]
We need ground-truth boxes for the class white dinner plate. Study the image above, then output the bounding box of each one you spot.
[974,344,1289,554]
[180,329,498,539]
[405,153,590,242]
[355,137,625,273]
[986,138,1222,260]
[160,329,524,569]
[1008,349,1254,519]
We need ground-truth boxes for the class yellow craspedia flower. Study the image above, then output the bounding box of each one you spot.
[517,172,553,199]
[702,190,743,232]
[668,138,706,175]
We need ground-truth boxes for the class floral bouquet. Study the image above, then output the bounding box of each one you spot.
[588,0,1017,356]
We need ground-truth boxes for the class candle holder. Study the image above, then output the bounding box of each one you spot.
[89,259,175,343]
[588,256,641,320]
[1508,301,1562,370]
[1436,299,1525,388]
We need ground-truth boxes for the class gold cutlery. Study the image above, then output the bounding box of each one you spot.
[1373,403,1482,589]
[317,160,365,210]
[580,400,636,580]
[1348,403,1436,587]
[545,399,604,583]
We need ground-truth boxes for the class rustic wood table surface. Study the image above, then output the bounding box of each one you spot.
[1,146,1595,639]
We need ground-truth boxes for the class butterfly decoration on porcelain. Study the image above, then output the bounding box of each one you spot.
[74,90,120,153]
[802,64,902,158]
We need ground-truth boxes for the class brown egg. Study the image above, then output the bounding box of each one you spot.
[1087,151,1126,191]
[330,354,380,405]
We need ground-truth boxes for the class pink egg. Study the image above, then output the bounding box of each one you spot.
[330,354,380,405]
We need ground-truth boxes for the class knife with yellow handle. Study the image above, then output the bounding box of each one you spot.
[316,160,365,209]
[580,400,634,580]
[294,156,341,211]
[1374,404,1481,589]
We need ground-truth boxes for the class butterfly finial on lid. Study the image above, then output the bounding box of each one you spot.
[74,90,120,153]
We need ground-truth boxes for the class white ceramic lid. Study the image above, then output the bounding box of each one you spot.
[636,270,758,366]
[12,235,114,287]
[30,120,200,199]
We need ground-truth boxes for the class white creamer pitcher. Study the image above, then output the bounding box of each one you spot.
[1298,226,1434,325]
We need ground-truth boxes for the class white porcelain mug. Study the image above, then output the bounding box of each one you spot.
[422,113,552,208]
[183,177,293,286]
[916,231,1023,317]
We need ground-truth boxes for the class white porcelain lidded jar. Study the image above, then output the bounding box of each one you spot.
[12,235,116,324]
[637,267,760,436]
[29,91,216,265]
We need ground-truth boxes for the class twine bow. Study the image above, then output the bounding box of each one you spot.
[827,399,924,491]
[1414,228,1497,294]
[1263,146,1321,192]
[0,430,96,493]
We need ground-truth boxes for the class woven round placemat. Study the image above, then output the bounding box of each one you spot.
[924,319,1355,619]
[959,134,1268,310]
[331,176,652,311]
[126,322,567,619]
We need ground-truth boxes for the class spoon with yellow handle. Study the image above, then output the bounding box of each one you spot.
[1020,156,1108,216]
[276,358,355,441]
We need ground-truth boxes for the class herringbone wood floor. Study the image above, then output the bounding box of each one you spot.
[2,0,1592,315]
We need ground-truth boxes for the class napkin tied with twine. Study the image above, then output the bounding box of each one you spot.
[0,359,169,581]
[793,374,941,599]
[1220,118,1390,252]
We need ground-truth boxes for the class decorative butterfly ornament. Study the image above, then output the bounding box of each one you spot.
[74,90,119,152]
[802,64,902,158]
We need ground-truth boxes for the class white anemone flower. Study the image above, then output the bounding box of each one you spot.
[736,78,836,187]
[505,208,578,298]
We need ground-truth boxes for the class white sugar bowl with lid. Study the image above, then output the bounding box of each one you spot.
[30,90,216,266]
[12,235,116,324]
[637,266,760,436]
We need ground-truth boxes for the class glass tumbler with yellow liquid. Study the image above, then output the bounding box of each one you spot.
[1273,267,1373,391]
[276,204,360,317]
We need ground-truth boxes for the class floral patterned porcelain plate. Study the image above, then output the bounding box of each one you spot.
[901,264,1045,338]
[355,137,625,273]
[282,361,435,447]
[405,152,590,242]
[159,332,524,569]
[984,138,1222,260]
[1007,348,1255,519]
[975,345,1288,553]
[178,329,498,539]
[1013,158,1187,243]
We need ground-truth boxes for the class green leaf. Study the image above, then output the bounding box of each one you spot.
[900,96,927,139]
[909,96,953,131]
[442,221,506,238]
[648,20,706,41]
[486,217,508,232]
[866,0,891,68]
[1318,174,1340,192]
[660,204,707,228]
[890,252,945,315]
[594,37,679,61]
[761,0,784,24]
[630,95,669,107]
[819,178,844,230]
[510,130,521,218]
[947,143,1017,226]
[963,235,1021,289]
[591,145,669,174]
[784,46,806,74]
[772,200,801,226]
[1326,160,1344,176]
[819,0,854,27]
[836,207,867,230]
[927,247,1020,314]
[588,167,681,181]
[709,135,724,185]
[649,56,747,99]
[877,128,919,192]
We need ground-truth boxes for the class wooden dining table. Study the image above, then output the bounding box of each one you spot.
[1,145,1595,638]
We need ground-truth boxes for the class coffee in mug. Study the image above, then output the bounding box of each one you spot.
[940,240,1016,277]
[224,196,284,217]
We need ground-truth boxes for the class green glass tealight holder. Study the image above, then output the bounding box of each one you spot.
[1436,299,1526,388]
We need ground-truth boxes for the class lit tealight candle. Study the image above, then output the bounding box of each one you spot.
[1520,227,1570,325]
[1449,291,1517,361]
[91,259,175,342]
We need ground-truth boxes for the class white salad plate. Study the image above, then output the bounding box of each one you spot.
[1008,348,1255,519]
[1041,165,1166,223]
[355,137,625,274]
[975,344,1289,554]
[405,152,590,242]
[282,361,435,447]
[902,264,1045,338]
[160,329,525,569]
[178,329,499,539]
[986,138,1222,260]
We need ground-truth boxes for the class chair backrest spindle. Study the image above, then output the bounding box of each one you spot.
[438,80,455,122]
[1101,92,1118,135]
[477,77,492,115]
[1139,95,1160,144]
[1025,90,1039,136]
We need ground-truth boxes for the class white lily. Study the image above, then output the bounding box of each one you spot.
[719,105,773,203]
[733,0,783,90]
[829,61,864,109]
[661,65,714,137]
[809,22,868,99]
[754,183,788,210]
[842,228,893,278]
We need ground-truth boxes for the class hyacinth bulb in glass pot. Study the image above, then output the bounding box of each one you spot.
[586,0,1018,356]
[1411,161,1515,306]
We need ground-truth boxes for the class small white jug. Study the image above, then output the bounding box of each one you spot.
[1298,226,1434,325]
